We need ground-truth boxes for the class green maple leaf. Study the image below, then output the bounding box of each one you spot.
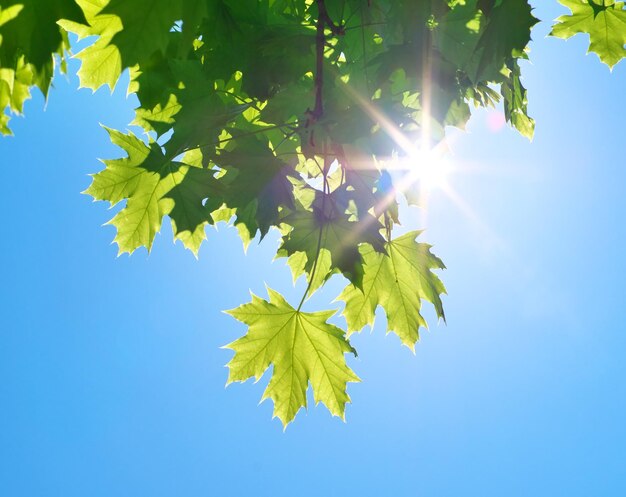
[435,0,483,75]
[134,60,251,158]
[469,0,537,83]
[164,157,222,255]
[551,0,626,68]
[436,0,537,84]
[225,288,360,427]
[213,134,297,240]
[85,128,218,255]
[338,231,446,351]
[61,0,181,91]
[101,0,180,66]
[0,0,85,85]
[59,0,124,91]
[1,0,85,132]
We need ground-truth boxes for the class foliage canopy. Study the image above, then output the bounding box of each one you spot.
[1,0,623,427]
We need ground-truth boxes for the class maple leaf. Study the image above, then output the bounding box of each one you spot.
[58,0,124,91]
[61,0,182,91]
[101,0,180,66]
[338,231,446,351]
[225,288,360,427]
[331,147,391,220]
[133,59,250,156]
[213,134,297,240]
[551,0,626,68]
[164,160,222,255]
[85,128,219,255]
[0,0,85,132]
[436,0,537,84]
[0,0,85,84]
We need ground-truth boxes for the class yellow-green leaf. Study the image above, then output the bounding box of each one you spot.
[225,288,360,427]
[551,0,626,68]
[338,231,446,351]
[85,128,218,255]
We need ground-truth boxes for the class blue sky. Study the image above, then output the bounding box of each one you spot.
[1,3,625,496]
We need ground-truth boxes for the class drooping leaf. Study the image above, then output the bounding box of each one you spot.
[0,0,85,83]
[0,0,86,132]
[501,59,535,139]
[225,288,360,427]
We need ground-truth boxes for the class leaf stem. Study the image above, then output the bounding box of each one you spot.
[297,149,330,311]
[296,212,325,312]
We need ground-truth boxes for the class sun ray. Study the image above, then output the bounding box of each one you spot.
[336,72,505,251]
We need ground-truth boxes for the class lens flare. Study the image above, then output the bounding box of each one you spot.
[402,149,453,191]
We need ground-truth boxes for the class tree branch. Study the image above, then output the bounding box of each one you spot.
[317,0,345,36]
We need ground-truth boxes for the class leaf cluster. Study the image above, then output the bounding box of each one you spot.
[2,0,624,426]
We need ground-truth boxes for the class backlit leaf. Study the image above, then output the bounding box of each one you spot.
[551,0,626,68]
[225,288,360,427]
[339,231,446,351]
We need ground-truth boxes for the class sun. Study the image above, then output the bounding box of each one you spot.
[406,149,453,191]
[386,146,454,199]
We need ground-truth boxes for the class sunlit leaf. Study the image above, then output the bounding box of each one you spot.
[339,231,446,351]
[225,288,360,427]
[551,0,626,68]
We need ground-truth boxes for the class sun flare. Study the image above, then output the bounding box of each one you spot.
[384,146,454,200]
[404,149,453,191]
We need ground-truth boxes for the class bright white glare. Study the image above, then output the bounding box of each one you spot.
[403,149,452,191]
[384,146,454,197]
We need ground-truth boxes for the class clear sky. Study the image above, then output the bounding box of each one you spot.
[1,3,625,496]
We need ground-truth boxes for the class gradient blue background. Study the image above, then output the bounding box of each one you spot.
[1,3,625,495]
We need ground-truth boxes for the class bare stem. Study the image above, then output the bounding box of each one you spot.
[297,149,331,312]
